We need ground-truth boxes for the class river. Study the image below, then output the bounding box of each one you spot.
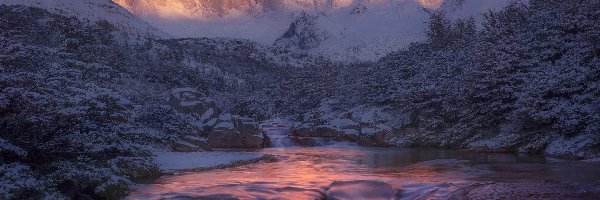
[128,130,600,199]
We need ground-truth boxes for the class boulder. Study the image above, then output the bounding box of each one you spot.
[208,116,270,148]
[315,126,342,137]
[338,129,360,142]
[290,127,314,137]
[290,126,342,138]
[169,88,218,115]
[358,128,394,147]
[326,180,399,200]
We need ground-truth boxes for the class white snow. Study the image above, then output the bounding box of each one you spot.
[113,0,511,61]
[205,118,218,127]
[1,0,169,40]
[200,108,214,121]
[213,122,234,129]
[153,152,265,173]
[179,100,201,107]
[218,113,232,121]
[183,135,207,142]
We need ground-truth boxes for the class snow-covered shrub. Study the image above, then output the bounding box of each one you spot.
[0,164,44,199]
[108,157,160,180]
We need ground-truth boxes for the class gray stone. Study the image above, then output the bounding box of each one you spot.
[358,129,394,147]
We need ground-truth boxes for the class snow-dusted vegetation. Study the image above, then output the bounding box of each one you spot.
[0,4,306,199]
[1,0,599,199]
[240,0,600,157]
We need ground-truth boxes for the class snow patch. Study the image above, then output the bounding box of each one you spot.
[213,122,234,129]
[153,152,265,173]
[200,108,214,121]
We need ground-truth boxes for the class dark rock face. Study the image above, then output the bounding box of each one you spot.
[208,116,270,148]
[168,88,271,149]
[290,126,342,138]
[208,128,266,148]
[290,126,398,147]
[291,137,317,147]
[326,180,400,200]
[358,129,394,147]
[274,12,326,51]
[168,88,219,115]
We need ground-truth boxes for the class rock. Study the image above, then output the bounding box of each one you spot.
[172,140,201,152]
[388,137,414,147]
[169,88,219,115]
[326,180,399,200]
[291,137,317,147]
[262,132,272,148]
[290,126,342,138]
[290,127,314,137]
[208,116,269,148]
[358,129,394,147]
[208,123,268,148]
[315,126,342,137]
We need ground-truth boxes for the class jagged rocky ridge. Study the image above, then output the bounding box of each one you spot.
[113,0,504,62]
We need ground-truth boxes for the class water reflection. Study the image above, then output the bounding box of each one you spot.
[128,147,600,199]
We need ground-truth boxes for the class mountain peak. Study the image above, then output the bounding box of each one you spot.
[2,0,169,40]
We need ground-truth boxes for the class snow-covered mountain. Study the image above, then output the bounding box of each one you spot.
[113,0,509,61]
[1,0,169,40]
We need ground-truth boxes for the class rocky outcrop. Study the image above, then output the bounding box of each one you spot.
[169,88,219,116]
[290,124,399,147]
[273,12,329,51]
[168,88,269,149]
[208,115,270,148]
[357,128,394,147]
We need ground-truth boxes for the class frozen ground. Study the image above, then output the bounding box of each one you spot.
[153,151,266,173]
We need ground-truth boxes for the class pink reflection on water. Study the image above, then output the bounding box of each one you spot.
[128,147,600,199]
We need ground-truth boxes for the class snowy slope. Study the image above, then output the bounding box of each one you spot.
[0,0,169,40]
[114,0,510,61]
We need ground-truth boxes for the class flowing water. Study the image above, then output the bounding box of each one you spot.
[266,129,293,147]
[128,131,600,200]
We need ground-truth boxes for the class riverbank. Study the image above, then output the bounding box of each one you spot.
[128,146,600,199]
[152,151,277,174]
